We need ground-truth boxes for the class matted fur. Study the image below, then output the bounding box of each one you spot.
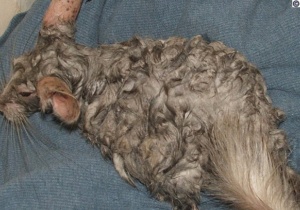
[1,22,299,210]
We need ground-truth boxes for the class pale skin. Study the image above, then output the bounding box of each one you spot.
[43,0,83,27]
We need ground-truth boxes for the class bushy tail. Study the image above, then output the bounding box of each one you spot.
[204,113,299,210]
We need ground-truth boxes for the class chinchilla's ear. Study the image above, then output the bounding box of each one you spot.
[37,76,80,125]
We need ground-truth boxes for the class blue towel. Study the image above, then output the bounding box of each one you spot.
[0,1,299,209]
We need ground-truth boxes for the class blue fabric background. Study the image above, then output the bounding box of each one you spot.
[0,0,299,209]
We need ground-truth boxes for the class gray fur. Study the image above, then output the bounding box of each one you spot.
[0,23,299,209]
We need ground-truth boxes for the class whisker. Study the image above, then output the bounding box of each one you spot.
[9,118,43,206]
[3,120,38,180]
[23,116,78,170]
[17,117,44,207]
[21,119,58,171]
[17,120,34,173]
[1,113,80,187]
[2,120,17,182]
[8,120,18,181]
[0,118,9,182]
[17,124,30,174]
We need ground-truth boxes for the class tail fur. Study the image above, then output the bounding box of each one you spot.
[204,113,299,210]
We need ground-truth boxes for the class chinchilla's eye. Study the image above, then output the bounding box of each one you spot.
[16,83,36,98]
[19,92,32,97]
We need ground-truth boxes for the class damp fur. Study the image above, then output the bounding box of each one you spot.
[0,5,300,210]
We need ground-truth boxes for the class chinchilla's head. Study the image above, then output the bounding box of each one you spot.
[0,24,83,125]
[0,54,40,124]
[0,0,83,125]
